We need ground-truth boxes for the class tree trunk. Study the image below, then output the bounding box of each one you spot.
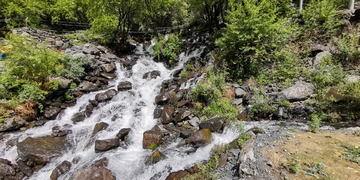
[299,0,303,13]
[349,0,355,12]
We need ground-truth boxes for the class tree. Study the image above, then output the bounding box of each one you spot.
[140,0,173,34]
[51,0,88,23]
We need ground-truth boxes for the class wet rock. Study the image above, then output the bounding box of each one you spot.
[74,165,115,180]
[78,81,98,92]
[95,138,120,153]
[95,89,117,102]
[116,128,131,141]
[235,88,247,98]
[50,161,71,180]
[0,116,27,132]
[153,108,163,119]
[165,170,189,180]
[180,129,192,139]
[176,100,188,108]
[199,117,226,132]
[44,106,62,120]
[17,136,69,165]
[0,159,15,178]
[160,106,174,124]
[71,112,87,123]
[143,70,161,79]
[143,127,164,149]
[155,92,171,105]
[92,158,108,167]
[52,126,72,137]
[100,72,116,79]
[17,160,33,177]
[89,99,99,107]
[117,81,132,91]
[189,117,200,129]
[174,110,191,123]
[146,150,166,165]
[93,122,109,134]
[186,129,212,147]
[278,81,315,102]
[85,104,94,117]
[100,64,116,73]
[169,90,184,104]
[120,56,138,68]
[173,69,182,77]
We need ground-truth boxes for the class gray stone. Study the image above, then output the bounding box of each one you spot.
[55,41,64,48]
[280,171,290,180]
[95,89,117,102]
[174,110,192,123]
[93,122,109,134]
[44,106,62,120]
[199,117,226,132]
[97,46,106,52]
[231,98,243,106]
[235,88,247,98]
[0,159,15,178]
[278,81,315,101]
[101,64,116,73]
[74,165,115,180]
[117,81,132,91]
[71,112,86,123]
[78,81,98,92]
[61,42,70,50]
[0,116,27,132]
[46,38,56,45]
[17,160,33,177]
[314,51,332,67]
[345,75,360,83]
[189,117,200,129]
[186,129,212,147]
[95,138,120,153]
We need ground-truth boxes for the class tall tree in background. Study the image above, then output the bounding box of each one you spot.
[141,0,173,35]
[51,0,88,23]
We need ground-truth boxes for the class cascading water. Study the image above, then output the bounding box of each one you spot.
[0,42,241,180]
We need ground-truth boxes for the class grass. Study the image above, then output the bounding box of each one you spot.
[341,145,360,165]
[283,152,301,174]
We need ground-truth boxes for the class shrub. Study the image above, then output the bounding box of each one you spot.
[70,82,77,89]
[180,72,188,78]
[250,89,278,117]
[186,64,191,70]
[309,56,345,89]
[308,113,325,132]
[152,33,184,64]
[216,0,294,79]
[283,152,301,173]
[302,0,342,37]
[58,54,91,79]
[336,32,360,63]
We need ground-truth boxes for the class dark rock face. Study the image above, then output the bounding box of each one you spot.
[50,161,71,180]
[85,104,94,117]
[160,106,174,124]
[95,89,117,102]
[142,127,164,149]
[78,81,99,92]
[199,117,227,132]
[17,160,33,177]
[153,108,163,119]
[117,81,132,91]
[0,159,15,179]
[169,90,184,104]
[174,110,191,123]
[116,128,131,141]
[100,64,116,73]
[71,112,87,123]
[52,126,72,137]
[0,116,27,132]
[120,56,138,69]
[186,129,212,147]
[16,136,69,165]
[93,122,109,134]
[95,138,120,153]
[44,106,62,120]
[74,159,115,180]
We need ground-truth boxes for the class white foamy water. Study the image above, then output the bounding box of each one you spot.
[0,43,241,180]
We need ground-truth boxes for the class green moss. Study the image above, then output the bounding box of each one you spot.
[180,72,188,78]
[149,144,158,151]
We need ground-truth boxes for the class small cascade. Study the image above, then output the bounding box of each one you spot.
[0,42,241,180]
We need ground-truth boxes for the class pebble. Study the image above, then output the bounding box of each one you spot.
[308,136,311,138]
[284,149,287,152]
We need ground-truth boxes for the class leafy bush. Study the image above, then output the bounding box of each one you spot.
[65,30,105,45]
[302,0,342,37]
[309,56,345,89]
[152,33,184,64]
[216,0,294,79]
[58,54,91,79]
[283,152,301,173]
[195,98,239,121]
[308,113,325,132]
[336,32,360,63]
[250,89,278,117]
[180,72,188,78]
[186,64,191,70]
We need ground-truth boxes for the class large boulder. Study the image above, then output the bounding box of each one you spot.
[44,106,62,120]
[186,129,212,147]
[50,161,72,180]
[117,81,132,91]
[74,159,115,180]
[71,112,87,123]
[235,88,247,98]
[95,138,120,153]
[17,136,69,165]
[93,122,109,134]
[278,81,315,102]
[199,117,227,132]
[160,106,174,124]
[0,116,28,132]
[169,90,184,104]
[142,126,164,149]
[95,89,117,102]
[78,81,98,92]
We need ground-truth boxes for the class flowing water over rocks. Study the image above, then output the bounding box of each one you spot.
[0,42,241,180]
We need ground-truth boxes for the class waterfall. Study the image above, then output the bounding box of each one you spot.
[0,42,241,180]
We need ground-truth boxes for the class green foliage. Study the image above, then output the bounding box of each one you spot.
[336,32,360,63]
[152,33,184,64]
[70,82,77,89]
[308,113,325,132]
[180,72,188,78]
[195,98,239,121]
[65,92,74,100]
[58,54,91,79]
[278,100,291,108]
[283,152,301,173]
[309,56,345,89]
[50,0,88,22]
[65,30,105,45]
[216,0,294,79]
[186,64,191,70]
[302,0,342,37]
[149,144,158,151]
[250,89,277,117]
[237,134,251,148]
[341,144,360,165]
